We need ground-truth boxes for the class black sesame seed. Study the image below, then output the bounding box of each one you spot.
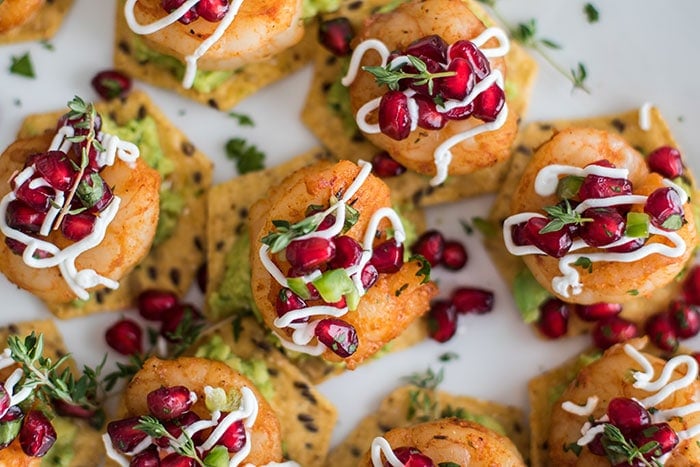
[297,413,314,423]
[95,291,104,304]
[169,268,181,287]
[207,99,220,110]
[515,144,532,156]
[192,171,202,184]
[181,141,195,156]
[7,324,18,334]
[215,241,225,252]
[137,105,147,120]
[147,266,158,280]
[611,118,626,133]
[118,41,131,55]
[348,1,363,10]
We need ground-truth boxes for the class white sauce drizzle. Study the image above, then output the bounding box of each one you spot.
[259,160,406,356]
[563,344,700,454]
[0,124,140,300]
[503,163,688,297]
[124,0,244,89]
[341,28,510,186]
[639,102,653,131]
[370,437,404,467]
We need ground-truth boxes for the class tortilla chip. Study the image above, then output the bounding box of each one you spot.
[485,107,698,337]
[327,384,529,466]
[0,0,74,45]
[301,0,538,206]
[191,317,337,466]
[113,0,317,110]
[0,320,104,466]
[16,91,213,318]
[205,149,429,383]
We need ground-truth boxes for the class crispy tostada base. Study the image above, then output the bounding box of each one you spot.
[326,384,529,466]
[485,107,699,337]
[15,91,213,318]
[301,0,538,206]
[205,148,428,383]
[0,0,74,45]
[113,0,318,111]
[0,320,104,466]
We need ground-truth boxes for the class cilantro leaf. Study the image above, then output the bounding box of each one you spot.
[228,112,254,127]
[224,137,266,174]
[9,52,35,78]
[584,3,600,23]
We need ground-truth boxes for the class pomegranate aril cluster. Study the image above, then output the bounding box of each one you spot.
[0,402,57,458]
[161,0,230,25]
[375,34,503,141]
[411,229,468,270]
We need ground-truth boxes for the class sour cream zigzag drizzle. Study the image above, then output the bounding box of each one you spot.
[342,28,510,186]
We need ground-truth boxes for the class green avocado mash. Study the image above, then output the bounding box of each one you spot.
[302,0,341,18]
[102,116,183,246]
[195,334,274,400]
[513,268,550,323]
[41,417,77,467]
[208,231,257,321]
[133,37,234,93]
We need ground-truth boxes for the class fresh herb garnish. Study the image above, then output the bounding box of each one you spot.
[584,3,600,23]
[135,415,203,461]
[9,52,35,78]
[405,367,444,421]
[410,254,432,284]
[395,283,409,297]
[224,137,265,174]
[627,289,640,296]
[564,442,583,456]
[540,200,592,233]
[40,40,55,51]
[573,256,593,273]
[363,55,456,95]
[261,212,327,254]
[407,366,444,390]
[374,0,409,14]
[438,351,459,362]
[601,423,660,466]
[228,111,254,126]
[438,463,461,467]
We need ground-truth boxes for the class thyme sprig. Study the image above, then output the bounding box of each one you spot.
[262,213,327,254]
[475,1,590,93]
[135,416,204,464]
[540,200,592,233]
[405,367,444,422]
[601,424,661,467]
[363,55,456,95]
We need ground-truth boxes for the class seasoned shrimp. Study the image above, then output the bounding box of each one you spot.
[124,357,283,465]
[549,340,700,465]
[249,160,437,369]
[0,439,39,466]
[360,418,525,466]
[0,0,44,34]
[509,127,697,304]
[348,0,518,177]
[0,131,160,304]
[127,0,304,71]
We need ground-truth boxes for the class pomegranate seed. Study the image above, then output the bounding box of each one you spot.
[413,94,447,130]
[437,58,474,101]
[592,316,638,349]
[371,151,406,178]
[196,263,207,293]
[537,298,569,339]
[411,230,445,266]
[53,400,95,419]
[6,200,46,233]
[428,300,457,343]
[574,302,622,322]
[607,237,645,253]
[138,289,179,321]
[318,17,354,56]
[578,207,625,247]
[644,187,685,231]
[329,236,363,269]
[472,83,505,122]
[668,300,700,338]
[578,173,632,201]
[61,212,96,241]
[217,418,246,452]
[441,240,468,270]
[443,101,474,121]
[391,446,435,466]
[360,263,379,290]
[0,386,9,418]
[449,40,490,80]
[314,318,358,357]
[523,217,572,258]
[587,431,606,456]
[451,287,493,314]
[607,397,651,433]
[161,453,197,467]
[19,410,56,457]
[195,0,229,22]
[631,422,678,457]
[147,386,194,421]
[4,237,28,257]
[647,146,684,178]
[79,173,114,212]
[378,91,412,140]
[684,266,700,305]
[276,288,308,323]
[328,296,347,308]
[129,445,160,467]
[511,222,531,246]
[285,237,336,272]
[91,69,132,100]
[161,0,199,24]
[105,318,143,356]
[161,411,203,446]
[14,181,53,212]
[160,303,202,342]
[405,35,448,63]
[370,240,404,273]
[108,416,149,453]
[33,151,76,191]
[645,312,679,352]
[0,405,23,423]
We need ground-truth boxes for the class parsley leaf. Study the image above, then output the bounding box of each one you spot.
[228,111,254,127]
[9,52,35,78]
[224,137,265,174]
[584,3,600,23]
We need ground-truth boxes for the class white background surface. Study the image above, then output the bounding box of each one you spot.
[0,0,698,452]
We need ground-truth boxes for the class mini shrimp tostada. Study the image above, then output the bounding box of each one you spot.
[0,0,73,45]
[302,0,538,205]
[0,91,212,318]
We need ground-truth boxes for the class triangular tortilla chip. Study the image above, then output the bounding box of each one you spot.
[0,0,74,45]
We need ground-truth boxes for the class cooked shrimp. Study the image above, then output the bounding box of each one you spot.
[347,0,518,178]
[0,131,160,304]
[249,160,437,369]
[124,356,283,465]
[360,418,525,466]
[0,0,44,34]
[509,127,697,304]
[0,439,40,466]
[549,340,700,465]
[127,0,304,71]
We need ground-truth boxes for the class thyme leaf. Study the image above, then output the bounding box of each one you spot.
[363,55,456,94]
[540,200,592,233]
[261,212,327,253]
